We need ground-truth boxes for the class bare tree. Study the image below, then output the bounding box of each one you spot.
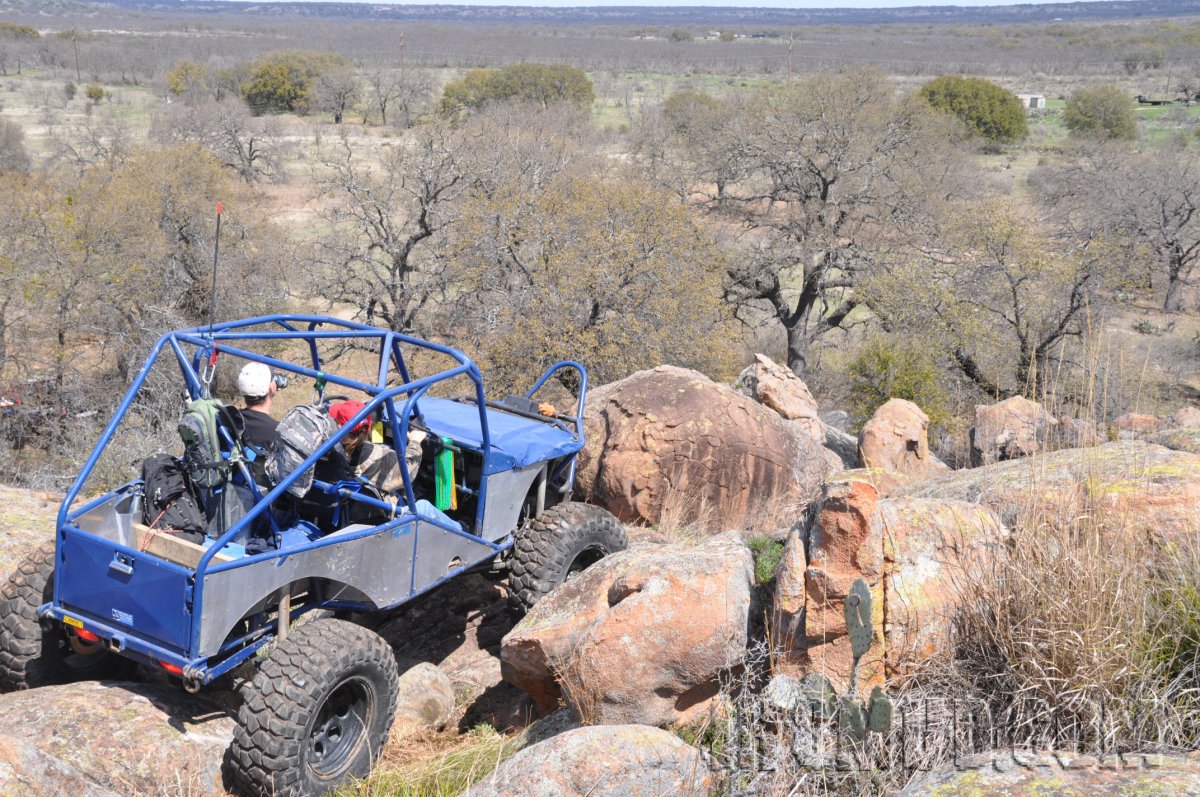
[1034,143,1200,313]
[310,124,468,333]
[312,66,359,124]
[152,98,286,183]
[0,119,30,173]
[670,69,962,376]
[870,199,1116,397]
[363,66,431,128]
[48,112,132,171]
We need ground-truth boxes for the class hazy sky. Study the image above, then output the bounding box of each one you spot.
[283,0,1070,6]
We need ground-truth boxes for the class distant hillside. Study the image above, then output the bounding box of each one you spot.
[55,0,1200,25]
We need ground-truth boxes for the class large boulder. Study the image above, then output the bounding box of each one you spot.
[1057,416,1101,449]
[737,354,824,444]
[971,396,1056,466]
[463,724,712,797]
[1147,426,1200,455]
[823,423,860,470]
[777,479,1006,694]
[391,662,456,735]
[858,399,948,480]
[903,440,1200,541]
[1113,412,1162,439]
[0,487,59,577]
[578,365,829,528]
[501,534,753,727]
[1165,406,1200,429]
[900,751,1200,796]
[0,681,235,797]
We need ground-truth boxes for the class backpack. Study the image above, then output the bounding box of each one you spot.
[266,403,338,498]
[140,453,206,544]
[178,398,245,491]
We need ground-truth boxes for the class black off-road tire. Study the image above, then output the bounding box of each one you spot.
[508,502,627,613]
[229,618,399,797]
[0,541,135,691]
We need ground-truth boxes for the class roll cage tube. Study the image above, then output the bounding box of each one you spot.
[57,315,493,548]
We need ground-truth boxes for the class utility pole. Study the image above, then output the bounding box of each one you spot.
[399,30,406,81]
[787,34,794,89]
[72,33,80,83]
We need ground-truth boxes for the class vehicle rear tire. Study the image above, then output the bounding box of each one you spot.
[0,541,135,692]
[508,502,627,613]
[229,618,399,797]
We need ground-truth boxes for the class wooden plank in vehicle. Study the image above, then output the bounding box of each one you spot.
[131,522,232,569]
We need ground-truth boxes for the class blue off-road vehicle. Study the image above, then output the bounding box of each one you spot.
[0,315,626,797]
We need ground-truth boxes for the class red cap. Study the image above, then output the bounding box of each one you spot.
[329,400,370,434]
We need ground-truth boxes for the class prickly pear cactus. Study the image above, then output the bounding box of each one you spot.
[837,696,867,742]
[798,672,839,719]
[866,685,893,734]
[844,578,873,661]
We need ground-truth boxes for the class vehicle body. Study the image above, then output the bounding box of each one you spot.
[1,314,627,795]
[42,314,589,687]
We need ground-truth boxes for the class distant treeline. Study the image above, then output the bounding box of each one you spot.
[98,0,1200,26]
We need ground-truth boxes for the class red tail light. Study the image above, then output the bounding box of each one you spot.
[74,628,100,643]
[158,661,184,676]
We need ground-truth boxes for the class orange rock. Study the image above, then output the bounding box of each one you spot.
[778,480,1006,695]
[1165,406,1200,430]
[738,354,824,444]
[971,396,1056,466]
[501,534,753,727]
[1113,412,1163,438]
[903,440,1200,543]
[828,467,917,497]
[858,399,949,480]
[578,365,829,528]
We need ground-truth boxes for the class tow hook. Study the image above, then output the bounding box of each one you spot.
[182,665,204,694]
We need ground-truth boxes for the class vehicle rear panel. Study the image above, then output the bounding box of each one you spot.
[57,528,193,655]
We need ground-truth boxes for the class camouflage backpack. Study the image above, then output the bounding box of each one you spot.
[266,403,338,498]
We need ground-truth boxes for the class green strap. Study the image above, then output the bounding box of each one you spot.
[434,437,455,512]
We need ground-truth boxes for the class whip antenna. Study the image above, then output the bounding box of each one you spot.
[208,201,223,337]
[200,201,223,398]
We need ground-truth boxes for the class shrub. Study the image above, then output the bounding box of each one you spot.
[919,75,1028,143]
[0,118,30,173]
[848,336,951,430]
[747,536,784,586]
[84,82,104,104]
[1064,85,1138,141]
[440,62,593,115]
[63,81,76,101]
[241,51,347,115]
[0,22,39,39]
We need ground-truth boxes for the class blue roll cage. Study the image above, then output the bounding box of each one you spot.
[48,314,588,682]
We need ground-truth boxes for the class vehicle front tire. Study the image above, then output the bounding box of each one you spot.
[508,502,628,613]
[0,541,135,691]
[229,618,399,797]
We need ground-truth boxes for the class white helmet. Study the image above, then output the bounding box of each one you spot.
[237,362,272,398]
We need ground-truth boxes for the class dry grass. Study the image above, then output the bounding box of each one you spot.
[338,725,524,797]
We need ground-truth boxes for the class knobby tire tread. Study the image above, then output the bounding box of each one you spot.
[229,618,399,797]
[508,502,627,613]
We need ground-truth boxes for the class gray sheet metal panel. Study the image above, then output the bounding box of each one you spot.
[481,464,543,541]
[75,493,139,547]
[198,517,497,657]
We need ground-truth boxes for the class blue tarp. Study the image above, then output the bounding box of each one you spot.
[417,397,582,468]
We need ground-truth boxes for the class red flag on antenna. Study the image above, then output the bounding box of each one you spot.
[216,201,223,216]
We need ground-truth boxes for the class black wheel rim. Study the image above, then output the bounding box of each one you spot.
[306,676,374,780]
[566,545,607,580]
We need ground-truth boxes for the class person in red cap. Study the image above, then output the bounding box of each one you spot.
[328,400,426,495]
